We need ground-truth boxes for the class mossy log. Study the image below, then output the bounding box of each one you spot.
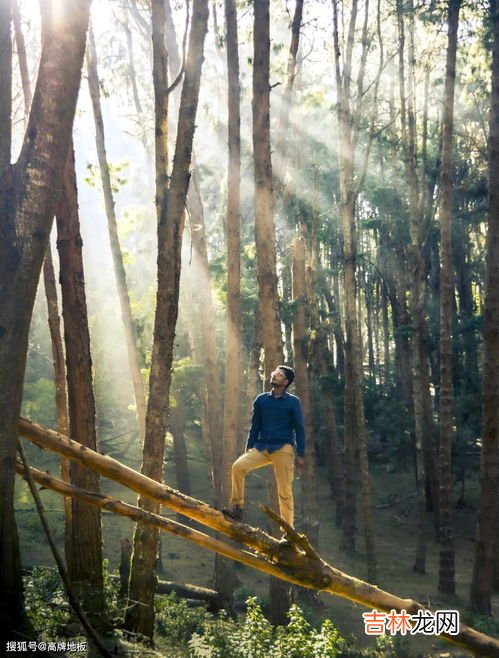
[18,416,499,657]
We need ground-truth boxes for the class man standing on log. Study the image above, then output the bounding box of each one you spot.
[222,366,305,532]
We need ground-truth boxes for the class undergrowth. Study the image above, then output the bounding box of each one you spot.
[23,568,409,657]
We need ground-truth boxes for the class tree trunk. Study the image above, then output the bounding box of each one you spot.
[312,328,344,524]
[223,0,241,512]
[124,0,209,638]
[381,281,390,388]
[253,0,283,380]
[188,169,224,506]
[86,24,147,444]
[252,0,290,624]
[123,6,149,154]
[13,0,72,535]
[309,192,344,524]
[274,0,303,172]
[246,307,264,414]
[165,0,224,516]
[470,0,499,616]
[396,0,433,573]
[438,0,460,595]
[165,2,228,559]
[56,145,105,616]
[292,237,319,545]
[42,249,72,548]
[170,404,191,495]
[0,0,91,637]
[124,0,170,636]
[212,0,243,612]
[324,282,345,381]
[332,0,377,583]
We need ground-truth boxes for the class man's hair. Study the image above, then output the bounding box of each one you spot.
[278,365,295,388]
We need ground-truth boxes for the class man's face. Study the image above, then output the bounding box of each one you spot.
[270,368,288,388]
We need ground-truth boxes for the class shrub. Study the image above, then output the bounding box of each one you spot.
[24,567,72,640]
[155,593,207,645]
[188,597,344,658]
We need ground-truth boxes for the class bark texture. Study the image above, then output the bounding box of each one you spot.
[252,0,290,623]
[470,0,499,616]
[125,0,209,638]
[56,145,104,614]
[332,0,377,583]
[0,0,91,636]
[438,0,460,595]
[292,237,319,545]
[253,0,283,380]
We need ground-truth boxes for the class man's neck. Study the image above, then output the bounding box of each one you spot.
[271,385,286,398]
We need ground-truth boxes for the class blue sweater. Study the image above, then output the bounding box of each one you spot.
[245,391,306,457]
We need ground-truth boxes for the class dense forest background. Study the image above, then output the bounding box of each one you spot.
[2,0,499,655]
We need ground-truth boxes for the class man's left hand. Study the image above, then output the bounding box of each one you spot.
[295,456,305,472]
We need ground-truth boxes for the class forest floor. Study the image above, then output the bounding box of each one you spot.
[15,428,499,657]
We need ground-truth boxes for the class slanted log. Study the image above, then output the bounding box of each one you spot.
[18,417,276,555]
[15,461,275,576]
[17,419,499,657]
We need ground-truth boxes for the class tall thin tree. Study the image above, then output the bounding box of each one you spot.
[252,0,290,624]
[470,0,499,616]
[438,0,461,595]
[396,0,438,572]
[332,0,378,583]
[124,0,209,638]
[86,24,147,444]
[213,0,243,610]
[292,237,319,545]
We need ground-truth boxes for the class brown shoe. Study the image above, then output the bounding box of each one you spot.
[222,505,244,522]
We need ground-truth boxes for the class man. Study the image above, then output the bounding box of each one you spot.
[222,365,305,530]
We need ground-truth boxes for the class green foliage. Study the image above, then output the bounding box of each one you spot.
[189,598,345,658]
[84,159,130,194]
[462,611,499,638]
[101,559,124,624]
[155,594,207,645]
[171,357,204,426]
[371,634,410,658]
[24,563,123,643]
[24,567,72,640]
[22,377,57,428]
[21,577,421,658]
[363,385,412,468]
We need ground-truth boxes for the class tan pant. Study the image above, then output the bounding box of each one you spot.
[230,444,295,527]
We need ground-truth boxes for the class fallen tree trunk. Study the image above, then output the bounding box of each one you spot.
[18,418,499,657]
[114,576,221,610]
[22,564,221,610]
